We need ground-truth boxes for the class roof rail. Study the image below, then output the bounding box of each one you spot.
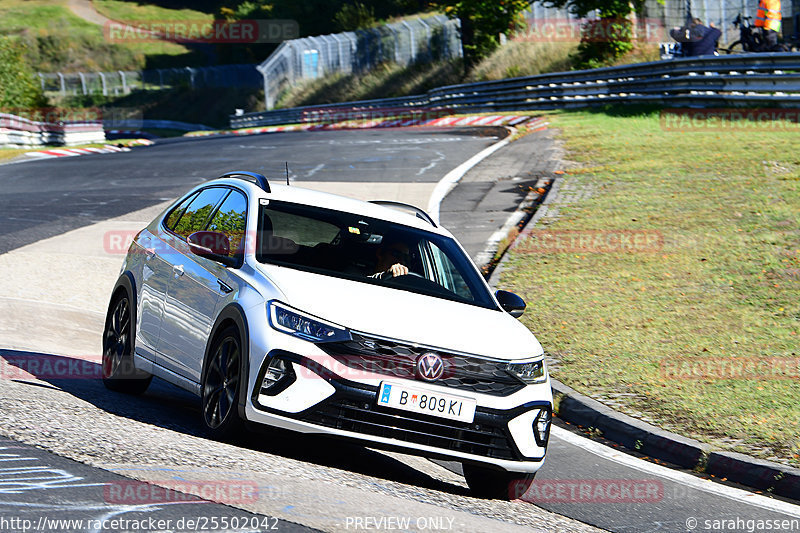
[217,171,270,193]
[369,200,437,227]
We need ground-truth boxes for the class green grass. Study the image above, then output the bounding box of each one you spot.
[276,38,661,109]
[501,108,800,464]
[93,0,213,23]
[276,59,464,109]
[0,0,200,71]
[470,40,577,81]
[0,148,29,162]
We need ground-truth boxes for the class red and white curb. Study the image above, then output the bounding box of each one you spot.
[126,139,155,146]
[188,114,544,138]
[24,143,144,159]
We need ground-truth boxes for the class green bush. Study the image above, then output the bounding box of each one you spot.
[0,36,47,109]
[573,18,634,69]
[334,2,376,31]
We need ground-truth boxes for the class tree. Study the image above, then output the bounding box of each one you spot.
[216,0,423,63]
[0,36,47,110]
[430,0,533,69]
[334,2,376,31]
[540,0,647,67]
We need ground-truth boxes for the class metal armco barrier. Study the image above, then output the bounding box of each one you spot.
[231,53,800,129]
[0,113,106,148]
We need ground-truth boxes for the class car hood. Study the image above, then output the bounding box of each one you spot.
[256,263,543,360]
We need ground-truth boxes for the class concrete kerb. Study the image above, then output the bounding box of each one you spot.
[479,131,800,503]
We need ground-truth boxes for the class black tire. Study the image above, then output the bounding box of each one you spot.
[751,33,765,51]
[725,41,743,54]
[102,291,152,394]
[462,464,536,500]
[201,325,245,439]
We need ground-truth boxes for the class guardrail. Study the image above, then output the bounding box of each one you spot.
[103,119,214,132]
[231,53,800,128]
[0,113,105,148]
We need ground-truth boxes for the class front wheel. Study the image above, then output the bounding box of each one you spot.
[102,292,152,394]
[462,464,536,500]
[201,326,245,439]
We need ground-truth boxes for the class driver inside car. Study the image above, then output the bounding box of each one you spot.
[369,239,412,279]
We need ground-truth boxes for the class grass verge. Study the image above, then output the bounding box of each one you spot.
[470,40,577,81]
[0,0,200,71]
[501,107,800,464]
[276,60,464,108]
[0,148,28,162]
[92,0,212,24]
[276,38,660,109]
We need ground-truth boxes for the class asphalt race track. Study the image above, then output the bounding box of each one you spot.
[1,128,799,532]
[0,129,495,254]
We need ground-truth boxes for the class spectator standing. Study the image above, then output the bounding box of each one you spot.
[754,0,782,49]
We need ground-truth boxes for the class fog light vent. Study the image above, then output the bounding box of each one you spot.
[260,357,295,396]
[533,409,552,447]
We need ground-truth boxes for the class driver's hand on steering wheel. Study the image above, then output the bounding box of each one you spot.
[384,263,409,278]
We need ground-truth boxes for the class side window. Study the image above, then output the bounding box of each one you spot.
[206,190,247,256]
[164,192,198,230]
[172,188,228,238]
[429,242,473,300]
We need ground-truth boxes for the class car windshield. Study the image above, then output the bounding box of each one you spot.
[256,201,498,310]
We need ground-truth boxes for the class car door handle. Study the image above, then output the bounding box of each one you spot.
[173,264,185,277]
[144,247,156,260]
[217,279,233,294]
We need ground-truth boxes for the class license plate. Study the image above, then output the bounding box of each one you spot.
[377,381,476,423]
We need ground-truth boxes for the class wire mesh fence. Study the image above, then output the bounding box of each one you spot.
[36,64,261,97]
[257,15,462,110]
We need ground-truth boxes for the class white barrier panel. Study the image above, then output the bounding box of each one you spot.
[0,113,106,148]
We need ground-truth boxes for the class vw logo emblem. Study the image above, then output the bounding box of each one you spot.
[416,352,444,381]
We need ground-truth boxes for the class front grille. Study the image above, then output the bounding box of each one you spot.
[300,395,517,460]
[317,332,525,397]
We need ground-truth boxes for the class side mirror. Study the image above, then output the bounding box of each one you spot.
[496,290,526,318]
[187,231,236,267]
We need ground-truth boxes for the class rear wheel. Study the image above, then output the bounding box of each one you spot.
[462,464,536,500]
[102,292,152,394]
[201,326,245,439]
[724,41,743,54]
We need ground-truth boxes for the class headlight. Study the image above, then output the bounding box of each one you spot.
[507,358,547,384]
[267,301,351,343]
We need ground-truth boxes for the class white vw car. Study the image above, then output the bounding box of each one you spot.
[103,171,552,499]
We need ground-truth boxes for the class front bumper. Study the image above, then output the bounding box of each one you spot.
[243,346,552,473]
